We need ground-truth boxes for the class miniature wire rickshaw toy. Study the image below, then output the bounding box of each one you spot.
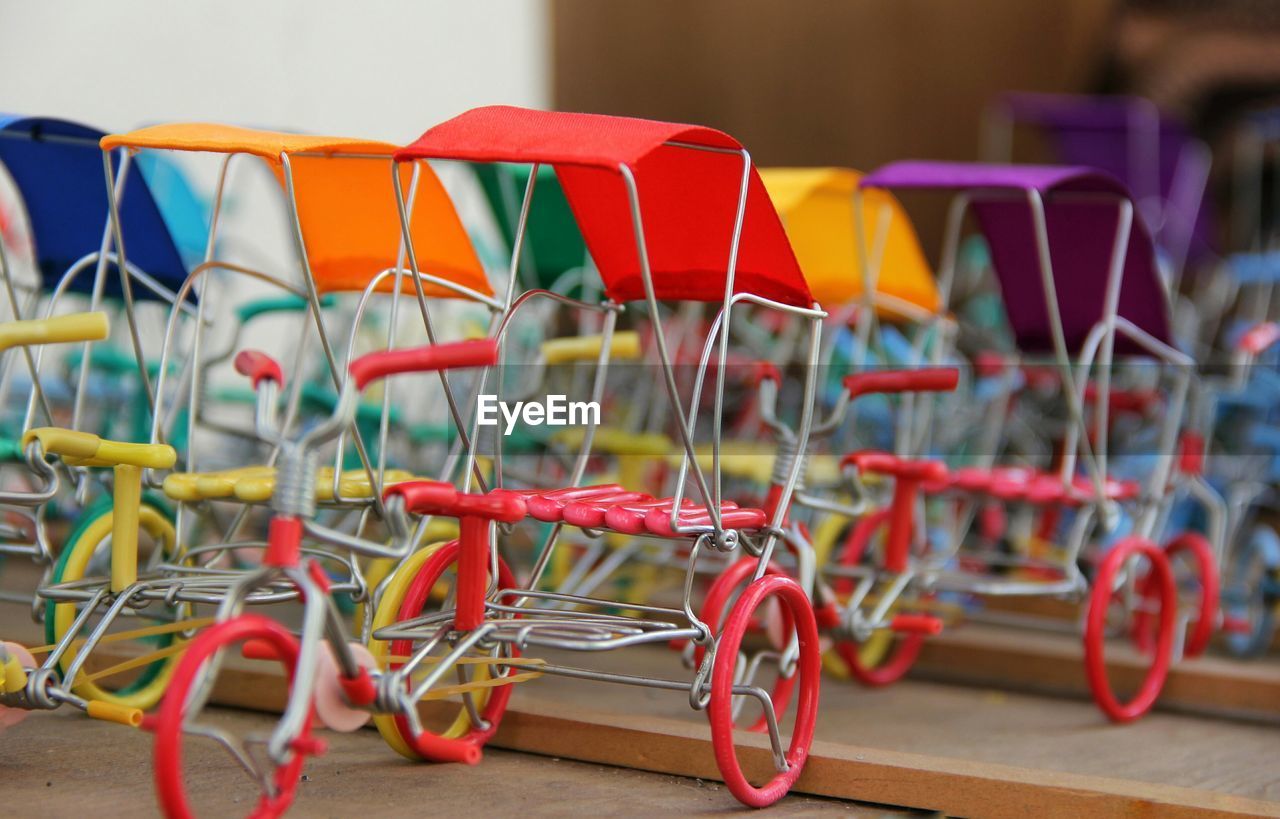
[96,122,496,574]
[0,309,188,731]
[363,106,828,809]
[0,114,204,715]
[0,309,117,724]
[752,167,962,682]
[815,161,1222,722]
[0,113,194,531]
[1208,111,1280,656]
[1,122,499,729]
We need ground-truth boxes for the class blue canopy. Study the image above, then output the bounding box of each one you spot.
[0,114,189,301]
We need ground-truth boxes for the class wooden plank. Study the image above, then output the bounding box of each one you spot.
[491,701,1280,819]
[913,624,1280,719]
[11,595,1277,816]
[189,653,1280,818]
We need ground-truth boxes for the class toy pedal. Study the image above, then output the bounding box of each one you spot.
[0,642,35,731]
[890,613,943,635]
[87,700,144,727]
[1220,616,1254,635]
[313,642,376,732]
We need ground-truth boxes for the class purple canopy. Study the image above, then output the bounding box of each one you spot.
[997,92,1216,264]
[862,160,1172,356]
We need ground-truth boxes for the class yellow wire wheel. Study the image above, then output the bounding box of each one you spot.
[368,541,495,760]
[49,502,179,709]
[811,512,894,678]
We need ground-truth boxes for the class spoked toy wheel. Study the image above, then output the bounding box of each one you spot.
[709,574,820,808]
[1132,532,1218,659]
[1084,537,1176,723]
[369,540,518,763]
[697,557,796,732]
[48,497,182,709]
[154,614,312,819]
[1221,524,1279,658]
[827,509,925,687]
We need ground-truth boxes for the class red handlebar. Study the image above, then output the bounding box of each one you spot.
[749,360,782,386]
[234,350,285,389]
[843,368,959,400]
[348,339,498,391]
[840,451,948,482]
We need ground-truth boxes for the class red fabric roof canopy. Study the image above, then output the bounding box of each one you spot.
[398,106,812,307]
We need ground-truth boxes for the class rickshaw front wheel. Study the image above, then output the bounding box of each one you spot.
[154,614,310,819]
[1132,532,1218,659]
[708,573,820,808]
[696,556,796,733]
[1084,537,1175,723]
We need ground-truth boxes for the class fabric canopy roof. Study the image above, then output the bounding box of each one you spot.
[997,92,1215,264]
[862,160,1170,354]
[398,106,812,307]
[0,114,188,299]
[101,123,392,163]
[100,122,489,299]
[760,167,940,314]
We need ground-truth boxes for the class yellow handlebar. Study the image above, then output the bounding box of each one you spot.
[22,428,177,470]
[0,312,109,353]
[541,331,641,365]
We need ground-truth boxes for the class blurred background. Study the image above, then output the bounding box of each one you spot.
[6,0,1279,251]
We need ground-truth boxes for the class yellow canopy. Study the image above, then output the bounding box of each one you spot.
[761,168,941,317]
[101,123,491,300]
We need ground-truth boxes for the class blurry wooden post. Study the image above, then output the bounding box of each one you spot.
[552,0,1116,252]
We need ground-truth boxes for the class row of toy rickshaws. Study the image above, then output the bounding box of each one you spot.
[0,94,1275,814]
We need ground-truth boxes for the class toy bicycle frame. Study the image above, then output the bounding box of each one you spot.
[164,344,498,770]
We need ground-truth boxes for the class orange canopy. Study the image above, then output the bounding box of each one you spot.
[761,168,940,317]
[102,123,490,299]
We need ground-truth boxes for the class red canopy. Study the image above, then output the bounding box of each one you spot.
[397,106,812,307]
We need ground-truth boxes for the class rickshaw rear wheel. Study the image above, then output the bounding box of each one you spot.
[154,614,310,819]
[379,539,518,764]
[1084,537,1175,723]
[1132,532,1218,658]
[709,574,820,808]
[48,497,180,709]
[829,508,925,687]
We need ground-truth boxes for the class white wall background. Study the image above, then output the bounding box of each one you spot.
[0,0,549,141]
[0,1,552,445]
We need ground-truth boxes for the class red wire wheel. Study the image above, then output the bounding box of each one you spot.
[154,615,309,819]
[695,557,794,733]
[709,573,820,808]
[1084,537,1176,723]
[829,509,926,686]
[1131,532,1219,659]
[390,540,519,763]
